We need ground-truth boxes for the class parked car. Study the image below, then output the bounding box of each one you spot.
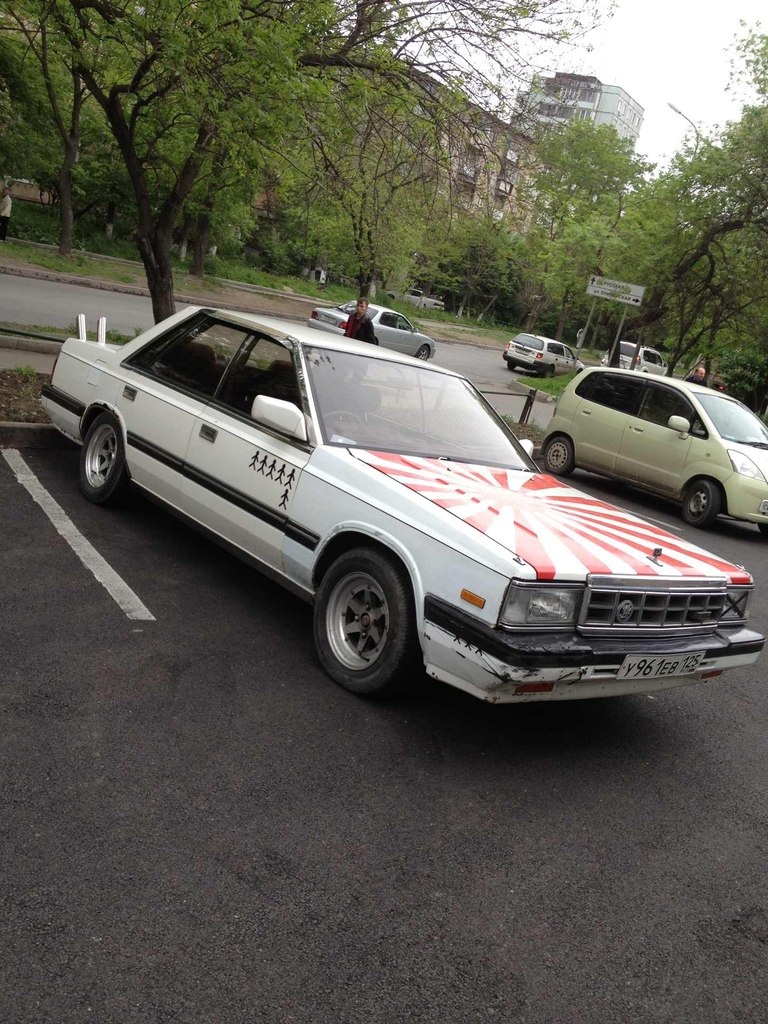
[41,310,763,704]
[542,367,768,531]
[503,333,584,377]
[307,301,435,360]
[388,288,445,311]
[601,341,668,375]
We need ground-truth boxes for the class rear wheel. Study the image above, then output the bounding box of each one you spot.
[682,478,721,528]
[505,359,516,372]
[542,434,575,476]
[544,363,555,378]
[313,547,420,697]
[78,411,130,505]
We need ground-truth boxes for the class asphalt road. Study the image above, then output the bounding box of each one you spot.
[0,274,556,427]
[2,441,767,1024]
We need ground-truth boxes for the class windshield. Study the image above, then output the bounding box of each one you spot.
[697,392,768,444]
[304,346,533,468]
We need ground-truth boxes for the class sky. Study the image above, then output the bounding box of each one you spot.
[550,0,765,167]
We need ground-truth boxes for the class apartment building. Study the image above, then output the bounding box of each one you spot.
[519,72,644,145]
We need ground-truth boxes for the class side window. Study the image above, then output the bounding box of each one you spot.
[563,345,577,360]
[379,312,398,328]
[216,335,300,417]
[638,385,694,427]
[396,315,413,331]
[575,372,644,413]
[548,343,564,357]
[128,315,248,397]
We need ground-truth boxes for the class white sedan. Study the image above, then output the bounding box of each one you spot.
[307,301,436,360]
[42,308,764,703]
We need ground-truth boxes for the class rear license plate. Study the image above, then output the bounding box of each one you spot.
[617,652,704,680]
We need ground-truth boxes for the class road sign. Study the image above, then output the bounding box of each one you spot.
[586,275,645,306]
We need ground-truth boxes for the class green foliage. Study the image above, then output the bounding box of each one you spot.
[717,346,768,412]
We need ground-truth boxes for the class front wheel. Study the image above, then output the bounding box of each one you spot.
[313,547,421,697]
[78,411,130,505]
[415,344,431,360]
[682,478,721,528]
[542,434,575,476]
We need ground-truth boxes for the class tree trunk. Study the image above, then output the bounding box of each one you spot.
[57,150,75,257]
[135,229,176,323]
[190,210,211,277]
[105,200,116,240]
[56,95,82,256]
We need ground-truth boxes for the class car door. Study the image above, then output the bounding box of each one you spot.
[546,341,567,373]
[120,313,241,506]
[182,333,311,570]
[615,382,695,493]
[570,372,645,473]
[562,344,579,372]
[374,310,413,354]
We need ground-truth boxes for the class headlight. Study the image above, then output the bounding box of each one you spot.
[727,449,766,482]
[500,583,583,628]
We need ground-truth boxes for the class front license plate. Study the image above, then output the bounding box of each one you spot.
[617,652,704,680]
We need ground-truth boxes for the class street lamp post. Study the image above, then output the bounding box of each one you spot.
[667,102,701,154]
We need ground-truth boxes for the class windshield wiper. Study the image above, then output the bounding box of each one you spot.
[742,440,768,449]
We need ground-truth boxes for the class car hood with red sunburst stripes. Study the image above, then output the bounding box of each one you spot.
[354,450,752,585]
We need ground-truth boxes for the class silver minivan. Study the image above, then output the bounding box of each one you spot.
[542,367,768,532]
[601,341,668,375]
[503,333,584,377]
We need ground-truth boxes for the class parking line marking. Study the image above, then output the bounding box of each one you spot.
[2,448,156,621]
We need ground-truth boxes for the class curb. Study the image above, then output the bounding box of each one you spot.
[0,335,61,354]
[0,422,73,449]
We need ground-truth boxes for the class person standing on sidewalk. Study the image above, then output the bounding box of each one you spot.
[0,188,11,240]
[343,297,377,345]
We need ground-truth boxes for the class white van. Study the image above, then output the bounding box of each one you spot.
[601,341,667,375]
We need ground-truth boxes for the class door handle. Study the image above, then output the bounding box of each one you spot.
[199,424,217,443]
[122,385,137,401]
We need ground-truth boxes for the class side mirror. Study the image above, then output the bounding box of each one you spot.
[251,395,307,441]
[668,414,690,437]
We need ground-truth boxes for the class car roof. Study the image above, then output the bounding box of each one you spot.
[514,332,559,343]
[334,301,399,316]
[580,365,717,394]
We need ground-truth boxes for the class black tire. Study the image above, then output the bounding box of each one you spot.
[544,363,556,378]
[505,359,516,372]
[542,434,575,476]
[415,344,431,361]
[758,523,768,536]
[78,411,130,505]
[681,478,721,528]
[313,547,421,697]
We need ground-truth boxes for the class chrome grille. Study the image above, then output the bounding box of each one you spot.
[581,576,728,635]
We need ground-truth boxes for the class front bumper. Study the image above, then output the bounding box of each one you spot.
[423,595,765,703]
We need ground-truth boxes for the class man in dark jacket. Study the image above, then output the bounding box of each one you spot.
[343,297,377,345]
